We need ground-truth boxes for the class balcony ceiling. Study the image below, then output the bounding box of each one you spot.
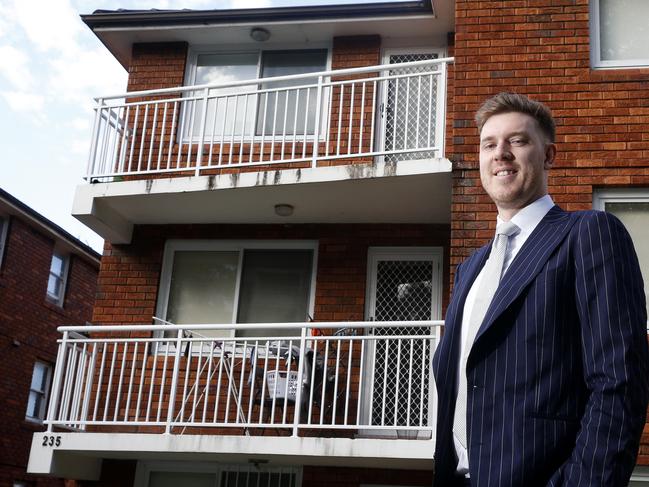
[73,159,453,244]
[82,1,455,69]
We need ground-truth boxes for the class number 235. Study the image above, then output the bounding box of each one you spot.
[42,435,61,447]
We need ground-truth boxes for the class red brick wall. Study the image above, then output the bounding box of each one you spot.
[0,217,98,486]
[94,223,450,325]
[449,0,649,273]
[448,0,649,467]
[127,42,188,93]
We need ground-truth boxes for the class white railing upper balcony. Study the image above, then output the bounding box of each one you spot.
[86,58,452,182]
[46,320,442,439]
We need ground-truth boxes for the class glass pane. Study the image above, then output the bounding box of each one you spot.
[50,254,64,276]
[166,251,239,337]
[26,391,40,418]
[149,471,214,487]
[30,362,48,391]
[191,53,258,138]
[236,249,313,337]
[605,202,649,315]
[599,0,649,62]
[0,217,6,255]
[257,50,327,136]
[47,275,61,299]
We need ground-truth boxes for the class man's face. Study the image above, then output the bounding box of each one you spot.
[479,111,556,216]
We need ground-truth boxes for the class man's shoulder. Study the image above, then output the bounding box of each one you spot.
[566,209,627,233]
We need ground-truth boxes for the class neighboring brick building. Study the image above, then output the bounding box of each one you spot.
[0,188,100,486]
[26,0,649,485]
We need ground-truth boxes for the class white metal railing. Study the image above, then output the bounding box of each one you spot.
[45,320,443,438]
[86,58,452,181]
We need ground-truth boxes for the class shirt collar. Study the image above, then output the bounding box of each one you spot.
[496,194,555,235]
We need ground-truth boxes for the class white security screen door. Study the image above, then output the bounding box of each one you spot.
[380,50,443,163]
[362,247,442,436]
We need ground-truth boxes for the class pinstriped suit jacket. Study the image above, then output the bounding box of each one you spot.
[433,206,649,487]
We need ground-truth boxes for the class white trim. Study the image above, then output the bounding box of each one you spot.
[156,239,319,339]
[630,465,649,482]
[25,361,53,422]
[361,246,443,439]
[589,0,649,69]
[0,215,8,269]
[377,47,447,160]
[134,459,302,487]
[364,246,443,321]
[592,187,649,210]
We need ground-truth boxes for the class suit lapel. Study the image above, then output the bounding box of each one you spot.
[471,206,577,350]
[435,245,490,399]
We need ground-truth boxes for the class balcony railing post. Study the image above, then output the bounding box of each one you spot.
[437,60,448,158]
[86,99,104,180]
[292,326,309,437]
[165,328,184,434]
[311,75,324,168]
[195,87,210,176]
[45,331,70,432]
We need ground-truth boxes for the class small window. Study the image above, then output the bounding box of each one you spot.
[0,216,8,268]
[26,361,52,422]
[46,252,68,306]
[590,0,649,68]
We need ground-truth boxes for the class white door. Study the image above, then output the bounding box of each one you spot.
[378,49,445,163]
[361,247,442,437]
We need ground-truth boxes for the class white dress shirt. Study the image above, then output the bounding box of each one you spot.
[454,194,555,475]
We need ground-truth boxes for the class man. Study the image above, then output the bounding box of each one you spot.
[433,92,649,486]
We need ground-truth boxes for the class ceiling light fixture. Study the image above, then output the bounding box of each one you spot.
[250,27,271,42]
[274,204,294,217]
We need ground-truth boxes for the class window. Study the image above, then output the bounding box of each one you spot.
[46,252,68,306]
[0,216,8,268]
[594,189,649,316]
[25,361,52,421]
[185,48,329,139]
[158,241,316,338]
[136,462,301,487]
[590,0,649,68]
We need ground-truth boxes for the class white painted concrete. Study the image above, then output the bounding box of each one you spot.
[28,432,435,480]
[73,159,452,244]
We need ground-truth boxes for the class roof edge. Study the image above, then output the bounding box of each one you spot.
[81,1,434,30]
[0,187,101,264]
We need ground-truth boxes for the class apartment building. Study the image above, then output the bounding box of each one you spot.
[26,0,649,485]
[0,188,100,486]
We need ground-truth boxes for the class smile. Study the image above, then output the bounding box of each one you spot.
[495,170,517,176]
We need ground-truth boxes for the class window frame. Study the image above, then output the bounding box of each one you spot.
[590,0,649,69]
[593,188,649,325]
[46,251,69,307]
[182,44,332,143]
[592,187,649,210]
[0,215,8,269]
[25,361,53,423]
[156,239,319,339]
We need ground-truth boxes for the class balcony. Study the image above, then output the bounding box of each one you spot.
[73,59,453,243]
[28,320,442,480]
